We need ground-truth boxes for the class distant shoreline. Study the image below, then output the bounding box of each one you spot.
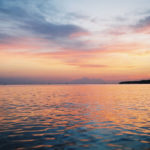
[119,80,150,84]
[0,83,114,85]
[0,80,150,85]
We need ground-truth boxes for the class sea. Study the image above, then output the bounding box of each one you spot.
[0,84,150,150]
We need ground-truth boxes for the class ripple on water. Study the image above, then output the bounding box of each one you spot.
[0,85,150,150]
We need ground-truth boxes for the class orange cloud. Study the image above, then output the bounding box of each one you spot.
[70,32,90,38]
[0,32,150,82]
[135,26,150,34]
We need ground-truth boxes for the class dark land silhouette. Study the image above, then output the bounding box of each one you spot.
[0,77,107,85]
[119,79,150,84]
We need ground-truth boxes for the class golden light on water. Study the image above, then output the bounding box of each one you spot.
[0,85,150,149]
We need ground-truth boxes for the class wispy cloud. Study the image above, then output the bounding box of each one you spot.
[0,0,90,51]
[0,0,150,82]
[132,15,150,33]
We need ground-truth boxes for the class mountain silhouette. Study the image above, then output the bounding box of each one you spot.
[69,77,106,84]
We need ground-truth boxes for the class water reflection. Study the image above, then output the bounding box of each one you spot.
[0,85,150,149]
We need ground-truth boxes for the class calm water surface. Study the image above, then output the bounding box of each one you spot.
[0,85,150,150]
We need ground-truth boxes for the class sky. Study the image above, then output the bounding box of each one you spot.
[0,0,150,84]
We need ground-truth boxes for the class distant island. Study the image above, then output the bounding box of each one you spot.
[119,79,150,84]
[0,77,107,85]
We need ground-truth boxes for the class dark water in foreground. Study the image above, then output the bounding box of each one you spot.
[0,85,150,150]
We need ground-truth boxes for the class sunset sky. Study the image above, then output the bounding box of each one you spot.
[0,0,150,83]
